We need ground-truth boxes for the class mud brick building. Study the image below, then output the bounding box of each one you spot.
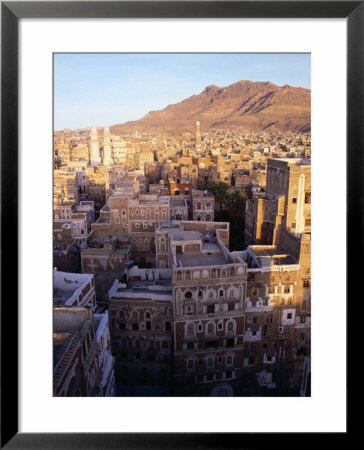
[108,266,173,386]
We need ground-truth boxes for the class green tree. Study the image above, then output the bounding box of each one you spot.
[206,180,229,221]
[227,189,247,226]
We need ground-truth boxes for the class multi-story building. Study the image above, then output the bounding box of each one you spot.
[245,158,311,246]
[53,307,101,396]
[169,198,189,221]
[167,223,247,394]
[108,265,173,386]
[81,186,170,270]
[192,190,215,222]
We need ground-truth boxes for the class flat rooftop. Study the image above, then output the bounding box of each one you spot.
[173,231,200,241]
[178,252,227,267]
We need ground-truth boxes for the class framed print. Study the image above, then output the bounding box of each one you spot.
[1,1,358,448]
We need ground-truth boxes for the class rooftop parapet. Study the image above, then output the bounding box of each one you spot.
[246,245,298,269]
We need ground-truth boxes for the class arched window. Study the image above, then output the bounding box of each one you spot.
[206,357,214,368]
[227,321,234,332]
[207,322,214,334]
[226,355,233,366]
[206,202,211,210]
[145,312,151,319]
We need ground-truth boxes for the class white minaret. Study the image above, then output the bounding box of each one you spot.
[102,127,114,166]
[195,121,201,151]
[89,126,101,167]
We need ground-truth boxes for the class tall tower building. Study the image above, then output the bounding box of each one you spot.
[89,126,101,167]
[195,121,201,151]
[102,126,114,166]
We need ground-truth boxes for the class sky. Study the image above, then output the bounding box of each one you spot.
[54,53,310,130]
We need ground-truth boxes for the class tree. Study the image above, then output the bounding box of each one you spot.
[227,189,247,226]
[206,180,229,220]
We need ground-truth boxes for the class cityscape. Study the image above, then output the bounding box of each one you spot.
[53,54,311,397]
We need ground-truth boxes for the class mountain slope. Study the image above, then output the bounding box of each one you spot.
[110,80,311,134]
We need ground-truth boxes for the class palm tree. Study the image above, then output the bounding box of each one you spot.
[227,189,247,226]
[206,180,229,220]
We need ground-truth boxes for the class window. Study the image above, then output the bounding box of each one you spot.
[119,323,126,330]
[227,321,234,332]
[187,342,194,350]
[228,303,235,311]
[292,197,297,204]
[226,338,234,348]
[263,298,268,306]
[300,316,306,324]
[185,291,192,299]
[146,321,151,330]
[225,371,232,378]
[219,290,224,297]
[198,291,203,297]
[269,286,275,294]
[287,313,292,320]
[186,305,194,315]
[253,317,257,323]
[145,312,151,319]
[132,324,138,331]
[187,359,194,370]
[207,304,215,314]
[303,280,310,288]
[206,357,214,369]
[162,340,168,349]
[305,192,311,204]
[252,331,257,336]
[132,312,138,319]
[284,285,290,293]
[226,355,233,365]
[207,323,214,334]
[165,322,171,331]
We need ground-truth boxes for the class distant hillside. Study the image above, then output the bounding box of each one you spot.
[110,80,311,134]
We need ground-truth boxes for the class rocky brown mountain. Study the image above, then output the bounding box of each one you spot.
[110,80,310,134]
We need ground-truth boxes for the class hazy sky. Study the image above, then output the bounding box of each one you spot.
[54,53,310,130]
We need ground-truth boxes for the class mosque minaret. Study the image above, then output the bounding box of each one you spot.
[102,126,114,166]
[89,126,101,167]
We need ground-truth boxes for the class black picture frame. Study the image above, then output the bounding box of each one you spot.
[1,1,357,448]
